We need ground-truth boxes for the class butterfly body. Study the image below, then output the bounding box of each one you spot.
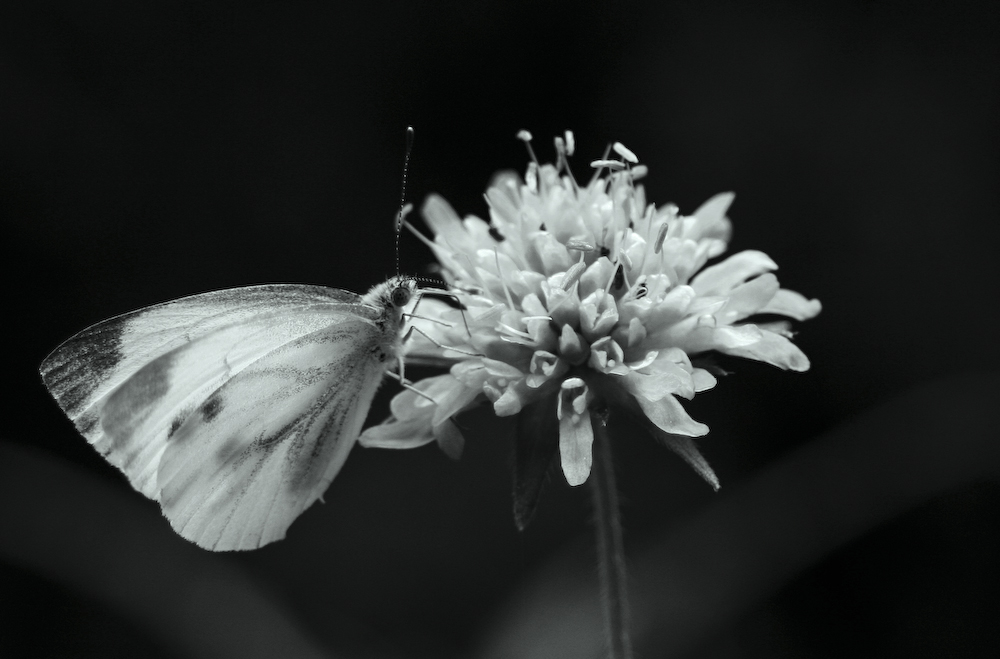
[40,277,416,551]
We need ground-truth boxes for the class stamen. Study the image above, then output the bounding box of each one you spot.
[517,130,540,166]
[545,278,581,316]
[619,246,633,271]
[588,142,612,187]
[500,334,538,348]
[566,239,597,252]
[493,247,517,311]
[590,159,626,171]
[460,252,493,300]
[526,162,539,194]
[654,222,669,254]
[612,142,638,164]
[555,135,580,195]
[560,260,586,291]
[498,322,534,340]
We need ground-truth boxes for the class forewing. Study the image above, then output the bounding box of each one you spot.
[157,319,388,551]
[40,284,368,498]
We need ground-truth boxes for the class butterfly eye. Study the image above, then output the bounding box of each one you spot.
[391,286,411,308]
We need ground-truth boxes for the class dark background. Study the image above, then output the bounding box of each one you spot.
[2,1,998,657]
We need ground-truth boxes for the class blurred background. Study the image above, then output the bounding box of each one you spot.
[2,1,998,657]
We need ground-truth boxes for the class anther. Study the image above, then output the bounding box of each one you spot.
[612,142,638,163]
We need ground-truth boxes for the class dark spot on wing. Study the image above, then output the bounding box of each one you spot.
[168,415,185,438]
[101,352,175,452]
[201,394,223,422]
[214,436,245,464]
[539,223,546,231]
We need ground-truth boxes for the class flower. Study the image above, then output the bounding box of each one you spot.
[360,131,820,517]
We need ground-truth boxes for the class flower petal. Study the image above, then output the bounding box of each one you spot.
[527,351,568,388]
[556,378,594,486]
[624,358,692,400]
[634,392,709,437]
[644,285,696,328]
[388,375,454,420]
[433,420,465,460]
[493,380,531,416]
[579,291,619,342]
[578,258,615,300]
[716,273,780,323]
[482,357,525,380]
[485,172,523,228]
[530,231,574,275]
[690,250,778,296]
[558,407,594,487]
[692,367,718,392]
[589,337,630,375]
[760,288,823,321]
[667,322,763,354]
[359,416,436,450]
[722,328,811,371]
[450,360,489,389]
[430,380,481,427]
[689,192,734,245]
[423,194,494,257]
[558,324,590,365]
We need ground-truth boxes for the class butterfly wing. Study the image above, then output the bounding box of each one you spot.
[157,317,389,550]
[40,284,394,550]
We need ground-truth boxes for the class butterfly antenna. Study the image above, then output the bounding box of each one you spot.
[396,126,416,277]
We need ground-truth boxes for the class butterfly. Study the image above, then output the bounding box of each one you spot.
[40,276,419,551]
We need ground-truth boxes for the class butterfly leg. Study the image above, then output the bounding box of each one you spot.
[401,324,483,358]
[408,289,473,339]
[384,370,439,404]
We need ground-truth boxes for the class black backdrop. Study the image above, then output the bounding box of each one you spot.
[2,1,998,657]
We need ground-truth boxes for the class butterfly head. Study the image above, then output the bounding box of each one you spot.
[390,278,414,308]
[362,276,418,322]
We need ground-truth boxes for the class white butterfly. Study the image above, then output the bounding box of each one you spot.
[40,276,418,551]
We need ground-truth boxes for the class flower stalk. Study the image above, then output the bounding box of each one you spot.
[590,410,633,659]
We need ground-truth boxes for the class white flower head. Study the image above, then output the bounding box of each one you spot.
[361,131,821,523]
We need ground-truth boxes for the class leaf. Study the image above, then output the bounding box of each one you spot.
[511,395,560,531]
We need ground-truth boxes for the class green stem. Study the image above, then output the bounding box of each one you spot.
[589,412,633,659]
